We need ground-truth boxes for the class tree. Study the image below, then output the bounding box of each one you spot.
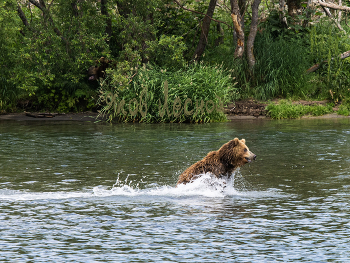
[230,0,245,58]
[192,0,217,60]
[10,0,110,111]
[246,0,262,69]
[230,0,261,69]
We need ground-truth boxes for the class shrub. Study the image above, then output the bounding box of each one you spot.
[252,33,314,100]
[146,35,187,69]
[266,100,333,119]
[0,76,21,112]
[98,62,237,123]
[310,20,350,103]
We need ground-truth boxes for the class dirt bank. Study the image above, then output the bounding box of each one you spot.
[0,100,348,122]
[0,111,102,122]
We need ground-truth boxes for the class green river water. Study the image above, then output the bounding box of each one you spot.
[0,118,350,262]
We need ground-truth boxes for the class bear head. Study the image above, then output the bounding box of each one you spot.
[218,138,256,167]
[87,57,112,81]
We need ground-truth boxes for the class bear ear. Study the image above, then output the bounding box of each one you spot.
[232,138,240,146]
[240,139,246,144]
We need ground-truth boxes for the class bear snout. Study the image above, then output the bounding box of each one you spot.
[245,152,256,163]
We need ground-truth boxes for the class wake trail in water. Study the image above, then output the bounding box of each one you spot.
[0,172,282,201]
[94,173,239,198]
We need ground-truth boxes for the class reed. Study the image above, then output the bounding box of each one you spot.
[98,62,237,123]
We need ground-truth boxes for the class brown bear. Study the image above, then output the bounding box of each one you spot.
[87,57,114,81]
[177,138,256,186]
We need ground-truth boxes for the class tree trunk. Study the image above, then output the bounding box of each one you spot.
[246,0,261,69]
[230,0,244,58]
[17,4,35,35]
[214,22,224,46]
[193,0,217,61]
[287,0,301,17]
[338,0,342,23]
[279,0,288,27]
[302,0,312,27]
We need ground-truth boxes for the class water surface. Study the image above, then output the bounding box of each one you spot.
[1,118,350,262]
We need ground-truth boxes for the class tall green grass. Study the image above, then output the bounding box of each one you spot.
[252,33,315,100]
[266,100,334,119]
[203,30,318,101]
[98,63,237,123]
[310,20,350,103]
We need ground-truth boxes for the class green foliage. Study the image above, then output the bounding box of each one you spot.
[337,99,350,116]
[259,9,310,41]
[310,21,350,103]
[2,0,110,112]
[337,105,350,116]
[247,32,314,100]
[154,0,211,59]
[146,35,187,69]
[0,1,23,110]
[117,14,156,65]
[0,76,21,112]
[337,104,350,116]
[34,83,97,112]
[2,0,350,117]
[202,11,320,102]
[98,63,237,123]
[266,100,334,119]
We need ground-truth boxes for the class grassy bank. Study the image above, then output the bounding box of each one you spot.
[265,100,350,119]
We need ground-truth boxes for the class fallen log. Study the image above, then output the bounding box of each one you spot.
[25,112,57,118]
[306,50,350,73]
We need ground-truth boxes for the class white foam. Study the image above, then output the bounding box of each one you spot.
[0,189,92,201]
[89,173,231,199]
[0,172,280,201]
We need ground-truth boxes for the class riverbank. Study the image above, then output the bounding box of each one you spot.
[225,99,350,120]
[0,112,102,122]
[0,99,349,122]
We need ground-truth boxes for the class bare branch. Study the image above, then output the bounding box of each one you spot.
[173,0,233,29]
[28,0,44,11]
[17,5,30,28]
[318,0,346,33]
[27,0,70,52]
[317,0,350,11]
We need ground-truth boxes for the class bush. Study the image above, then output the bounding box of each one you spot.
[0,76,21,112]
[266,100,334,119]
[146,35,187,69]
[310,20,350,102]
[251,32,315,100]
[98,62,237,123]
[337,99,350,116]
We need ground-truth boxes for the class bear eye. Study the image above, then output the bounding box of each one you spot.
[244,148,248,152]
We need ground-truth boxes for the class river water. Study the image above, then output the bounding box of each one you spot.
[0,118,350,262]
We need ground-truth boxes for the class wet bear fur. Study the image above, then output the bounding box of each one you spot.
[177,138,256,186]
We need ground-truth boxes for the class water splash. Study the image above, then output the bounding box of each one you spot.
[93,172,241,198]
[0,171,246,201]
